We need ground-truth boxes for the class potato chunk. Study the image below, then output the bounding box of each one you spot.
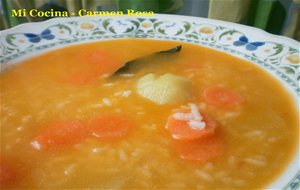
[136,73,190,105]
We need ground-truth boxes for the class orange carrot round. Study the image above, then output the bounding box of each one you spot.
[83,51,122,74]
[88,113,133,139]
[0,160,20,187]
[31,120,88,150]
[176,135,224,162]
[203,87,244,107]
[64,51,122,86]
[166,108,217,141]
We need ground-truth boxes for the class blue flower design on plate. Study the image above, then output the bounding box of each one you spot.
[24,29,55,43]
[233,36,265,51]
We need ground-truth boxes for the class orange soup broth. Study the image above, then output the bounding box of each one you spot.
[0,39,298,189]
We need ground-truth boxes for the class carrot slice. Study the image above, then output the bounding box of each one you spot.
[88,113,133,139]
[203,87,244,107]
[0,160,20,187]
[83,51,122,74]
[176,135,224,162]
[31,120,88,150]
[166,108,217,141]
[64,51,122,86]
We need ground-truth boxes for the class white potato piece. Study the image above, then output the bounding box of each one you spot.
[136,73,190,105]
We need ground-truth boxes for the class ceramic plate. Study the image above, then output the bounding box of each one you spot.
[0,14,299,189]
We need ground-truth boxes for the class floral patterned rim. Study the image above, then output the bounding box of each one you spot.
[0,14,299,189]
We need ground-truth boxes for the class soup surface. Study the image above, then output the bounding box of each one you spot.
[0,39,298,189]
